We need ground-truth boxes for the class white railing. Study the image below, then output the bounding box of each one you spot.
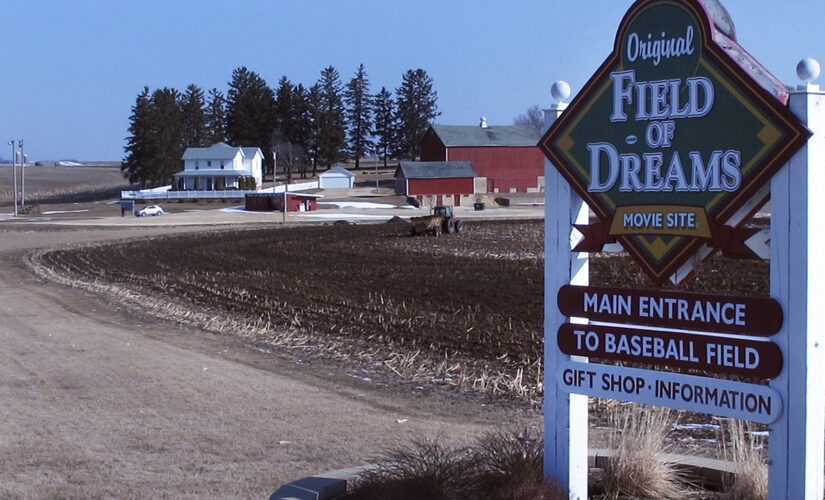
[122,181,320,200]
[121,190,249,200]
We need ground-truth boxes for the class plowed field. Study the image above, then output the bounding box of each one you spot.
[38,219,769,400]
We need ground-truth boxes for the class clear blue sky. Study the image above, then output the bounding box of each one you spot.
[1,0,823,161]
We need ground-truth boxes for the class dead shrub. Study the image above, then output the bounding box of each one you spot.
[347,438,477,500]
[346,430,566,500]
[719,418,767,500]
[471,429,566,500]
[600,403,687,499]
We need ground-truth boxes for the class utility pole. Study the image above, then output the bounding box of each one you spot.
[275,149,286,224]
[8,140,17,216]
[19,139,24,207]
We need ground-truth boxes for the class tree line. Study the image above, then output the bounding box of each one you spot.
[122,65,440,187]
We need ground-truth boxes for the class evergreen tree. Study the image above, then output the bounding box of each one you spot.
[293,83,312,178]
[226,66,277,175]
[372,86,397,168]
[344,63,373,169]
[305,83,324,177]
[146,87,186,185]
[315,66,346,169]
[395,68,440,160]
[181,84,208,147]
[122,87,185,187]
[205,88,227,144]
[122,86,153,186]
[274,76,299,142]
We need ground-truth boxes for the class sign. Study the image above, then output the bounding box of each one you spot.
[557,284,783,336]
[538,0,810,283]
[558,360,782,424]
[557,323,783,378]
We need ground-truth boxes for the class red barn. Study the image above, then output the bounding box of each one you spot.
[419,124,544,193]
[395,161,476,207]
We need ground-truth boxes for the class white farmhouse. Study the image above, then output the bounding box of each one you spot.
[174,142,263,190]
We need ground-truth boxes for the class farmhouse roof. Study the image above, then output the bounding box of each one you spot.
[395,161,476,179]
[428,124,541,147]
[319,166,356,178]
[241,147,263,158]
[182,142,240,161]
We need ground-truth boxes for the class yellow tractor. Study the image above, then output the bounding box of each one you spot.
[410,206,465,236]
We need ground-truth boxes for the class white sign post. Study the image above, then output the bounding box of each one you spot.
[543,101,589,499]
[767,83,825,499]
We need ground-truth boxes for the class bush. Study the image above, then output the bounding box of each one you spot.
[346,430,566,500]
[238,176,255,190]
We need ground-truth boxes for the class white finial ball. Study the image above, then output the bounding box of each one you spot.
[551,81,571,102]
[796,57,820,82]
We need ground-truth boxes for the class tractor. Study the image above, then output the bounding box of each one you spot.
[410,205,464,236]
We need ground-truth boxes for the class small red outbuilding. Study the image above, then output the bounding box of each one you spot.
[245,192,321,212]
[395,161,476,207]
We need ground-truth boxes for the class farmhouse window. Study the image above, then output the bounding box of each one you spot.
[207,161,212,167]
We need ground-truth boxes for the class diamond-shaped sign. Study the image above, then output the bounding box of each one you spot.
[539,0,810,283]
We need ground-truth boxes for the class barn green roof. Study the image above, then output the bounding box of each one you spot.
[395,161,476,179]
[429,125,541,147]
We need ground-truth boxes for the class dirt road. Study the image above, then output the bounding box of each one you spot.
[0,227,535,498]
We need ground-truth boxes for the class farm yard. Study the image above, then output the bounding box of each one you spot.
[35,219,771,404]
[8,216,776,497]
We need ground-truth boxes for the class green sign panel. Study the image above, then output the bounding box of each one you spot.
[539,0,810,283]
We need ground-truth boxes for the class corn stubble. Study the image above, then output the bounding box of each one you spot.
[31,220,769,407]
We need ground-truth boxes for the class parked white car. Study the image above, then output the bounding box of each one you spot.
[135,205,165,217]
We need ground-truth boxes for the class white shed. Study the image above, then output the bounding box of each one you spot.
[319,166,356,189]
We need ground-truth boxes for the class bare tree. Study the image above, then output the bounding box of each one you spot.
[513,105,543,133]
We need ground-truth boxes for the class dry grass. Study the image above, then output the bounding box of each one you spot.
[346,430,566,500]
[598,403,688,499]
[0,165,131,205]
[718,419,767,500]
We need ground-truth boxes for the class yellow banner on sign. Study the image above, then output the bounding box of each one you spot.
[609,205,712,238]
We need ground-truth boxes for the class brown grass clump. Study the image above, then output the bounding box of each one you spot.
[599,403,688,499]
[719,419,767,500]
[346,430,566,500]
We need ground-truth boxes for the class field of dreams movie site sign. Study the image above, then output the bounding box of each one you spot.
[539,0,810,284]
[540,0,810,426]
